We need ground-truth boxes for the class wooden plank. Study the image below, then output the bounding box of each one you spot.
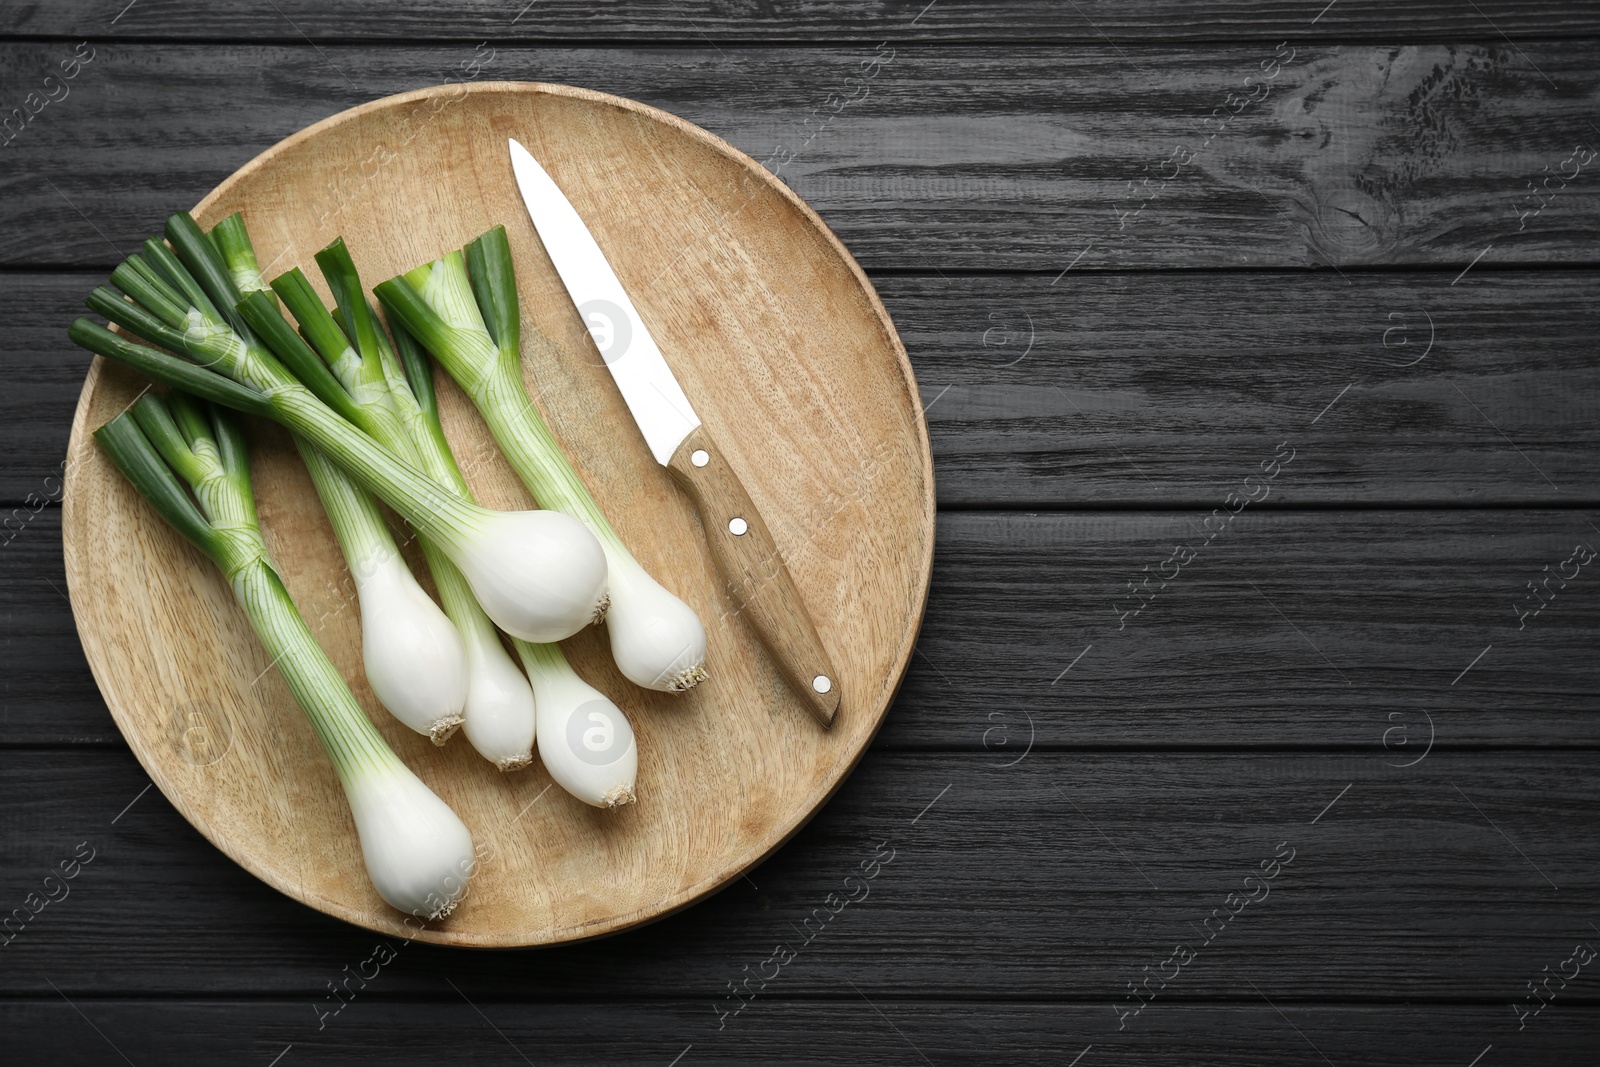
[902,270,1600,506]
[903,508,1600,749]
[6,508,1599,746]
[4,43,1600,270]
[1,747,1595,999]
[9,271,1599,507]
[11,2,1600,43]
[0,272,93,505]
[2,1000,1597,1066]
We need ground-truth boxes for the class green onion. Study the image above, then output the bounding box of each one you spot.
[282,236,538,772]
[296,438,469,744]
[391,317,636,805]
[68,212,609,644]
[375,226,708,693]
[512,636,637,808]
[284,233,635,801]
[94,393,475,918]
[206,216,468,744]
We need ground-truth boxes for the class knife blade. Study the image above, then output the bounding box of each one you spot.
[508,138,841,727]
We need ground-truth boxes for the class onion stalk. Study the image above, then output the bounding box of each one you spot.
[275,234,540,772]
[209,220,468,744]
[68,212,608,644]
[388,317,637,806]
[299,440,468,743]
[374,226,708,693]
[261,227,635,800]
[93,392,475,919]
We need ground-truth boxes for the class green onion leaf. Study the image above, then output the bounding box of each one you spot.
[209,214,273,299]
[235,291,371,429]
[92,409,221,560]
[129,393,208,488]
[372,275,465,372]
[271,269,351,366]
[165,390,215,450]
[315,239,387,365]
[165,212,255,338]
[68,317,274,418]
[111,260,190,329]
[464,225,519,361]
[143,236,223,325]
[390,315,439,421]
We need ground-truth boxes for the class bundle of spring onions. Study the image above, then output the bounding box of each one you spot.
[263,229,636,806]
[232,228,526,763]
[67,210,692,914]
[94,392,475,919]
[71,213,610,646]
[212,221,471,745]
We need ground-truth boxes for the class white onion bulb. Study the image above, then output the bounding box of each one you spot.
[343,765,476,918]
[352,548,469,744]
[520,649,638,808]
[604,550,707,692]
[460,632,537,771]
[449,508,608,643]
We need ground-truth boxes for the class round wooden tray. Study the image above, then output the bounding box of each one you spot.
[62,82,934,947]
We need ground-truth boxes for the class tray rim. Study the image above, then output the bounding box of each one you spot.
[61,80,936,948]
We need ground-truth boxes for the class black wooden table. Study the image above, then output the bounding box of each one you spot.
[4,3,1599,1064]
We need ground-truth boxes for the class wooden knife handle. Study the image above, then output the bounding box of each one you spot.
[667,426,841,727]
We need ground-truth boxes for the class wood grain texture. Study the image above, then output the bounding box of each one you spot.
[908,269,1600,507]
[1,3,1598,1059]
[4,1001,1598,1066]
[0,272,96,503]
[10,508,1600,747]
[12,1,1600,42]
[10,269,1600,507]
[667,426,842,726]
[910,509,1600,749]
[59,83,933,945]
[5,43,1600,270]
[2,748,1595,999]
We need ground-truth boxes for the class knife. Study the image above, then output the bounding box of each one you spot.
[507,138,841,728]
